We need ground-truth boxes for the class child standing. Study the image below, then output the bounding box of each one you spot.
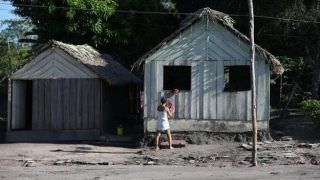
[155,97,174,150]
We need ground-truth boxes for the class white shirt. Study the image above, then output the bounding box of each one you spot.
[156,109,170,130]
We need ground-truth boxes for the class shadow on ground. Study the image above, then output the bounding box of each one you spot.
[270,109,320,143]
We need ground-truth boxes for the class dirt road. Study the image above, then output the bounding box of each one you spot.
[1,165,320,180]
[0,141,319,179]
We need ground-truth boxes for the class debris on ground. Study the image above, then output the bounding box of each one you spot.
[129,140,320,167]
[23,160,36,167]
[160,140,186,148]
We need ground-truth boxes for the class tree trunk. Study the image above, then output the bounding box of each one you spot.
[248,0,258,166]
[312,67,320,99]
[304,44,320,99]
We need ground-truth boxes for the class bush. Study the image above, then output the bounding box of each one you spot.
[300,100,320,125]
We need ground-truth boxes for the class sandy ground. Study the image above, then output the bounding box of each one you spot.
[0,165,320,180]
[0,141,319,179]
[0,114,319,179]
[0,143,139,167]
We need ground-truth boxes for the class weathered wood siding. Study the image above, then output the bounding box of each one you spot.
[31,79,103,130]
[144,19,270,123]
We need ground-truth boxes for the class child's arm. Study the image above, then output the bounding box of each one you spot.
[165,107,173,119]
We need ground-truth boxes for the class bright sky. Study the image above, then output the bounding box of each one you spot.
[0,1,19,21]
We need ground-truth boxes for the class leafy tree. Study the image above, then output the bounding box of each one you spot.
[0,19,32,78]
[9,0,320,100]
[254,0,320,99]
[8,0,178,67]
[105,0,179,66]
[10,0,117,47]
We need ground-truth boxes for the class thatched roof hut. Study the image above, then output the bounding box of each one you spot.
[6,40,140,142]
[12,40,141,85]
[133,7,284,75]
[136,8,283,134]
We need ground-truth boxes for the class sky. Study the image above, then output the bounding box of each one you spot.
[0,1,19,21]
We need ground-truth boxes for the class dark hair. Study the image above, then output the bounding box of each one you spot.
[161,97,167,104]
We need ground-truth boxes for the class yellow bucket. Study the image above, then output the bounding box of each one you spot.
[117,125,124,136]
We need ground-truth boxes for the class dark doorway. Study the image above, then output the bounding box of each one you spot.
[11,80,33,130]
[25,80,33,130]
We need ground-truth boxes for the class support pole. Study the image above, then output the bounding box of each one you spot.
[7,79,12,132]
[248,0,258,166]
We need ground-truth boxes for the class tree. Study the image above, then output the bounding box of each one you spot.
[253,0,320,99]
[0,19,32,78]
[8,0,179,67]
[9,0,117,47]
[105,0,179,66]
[286,1,320,99]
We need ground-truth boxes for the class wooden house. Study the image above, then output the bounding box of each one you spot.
[6,40,140,141]
[134,8,284,133]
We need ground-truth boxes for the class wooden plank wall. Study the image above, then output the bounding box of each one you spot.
[145,59,268,121]
[32,79,103,130]
[144,19,270,121]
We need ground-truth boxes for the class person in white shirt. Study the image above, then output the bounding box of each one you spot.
[155,97,174,150]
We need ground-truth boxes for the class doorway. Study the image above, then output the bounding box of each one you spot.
[11,80,33,130]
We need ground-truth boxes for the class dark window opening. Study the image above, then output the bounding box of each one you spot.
[224,66,251,92]
[163,66,191,90]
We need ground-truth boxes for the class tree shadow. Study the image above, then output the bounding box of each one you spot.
[49,148,138,154]
[270,109,320,143]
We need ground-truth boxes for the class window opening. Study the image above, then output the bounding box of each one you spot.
[163,66,191,90]
[224,65,251,92]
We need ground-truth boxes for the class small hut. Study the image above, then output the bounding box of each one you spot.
[6,40,140,141]
[134,8,284,134]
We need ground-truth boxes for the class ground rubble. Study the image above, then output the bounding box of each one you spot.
[0,139,319,168]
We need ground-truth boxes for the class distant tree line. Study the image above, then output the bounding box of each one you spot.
[2,0,320,104]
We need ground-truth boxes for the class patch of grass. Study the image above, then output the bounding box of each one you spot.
[300,100,320,126]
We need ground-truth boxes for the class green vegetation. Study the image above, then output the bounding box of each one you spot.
[11,0,117,47]
[0,19,33,78]
[2,0,320,106]
[300,100,320,126]
[277,56,312,107]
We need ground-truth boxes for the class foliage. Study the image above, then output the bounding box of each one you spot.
[0,48,29,78]
[300,100,320,126]
[10,0,117,47]
[0,19,33,54]
[0,19,33,78]
[105,0,179,66]
[0,19,33,43]
[8,0,179,67]
[273,56,312,107]
[258,0,320,98]
[6,0,320,100]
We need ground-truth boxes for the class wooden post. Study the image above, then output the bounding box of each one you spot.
[7,79,12,132]
[248,0,258,166]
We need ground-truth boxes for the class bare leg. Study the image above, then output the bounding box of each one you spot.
[166,129,174,149]
[155,132,161,150]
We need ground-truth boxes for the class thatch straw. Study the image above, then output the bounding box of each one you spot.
[51,41,141,85]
